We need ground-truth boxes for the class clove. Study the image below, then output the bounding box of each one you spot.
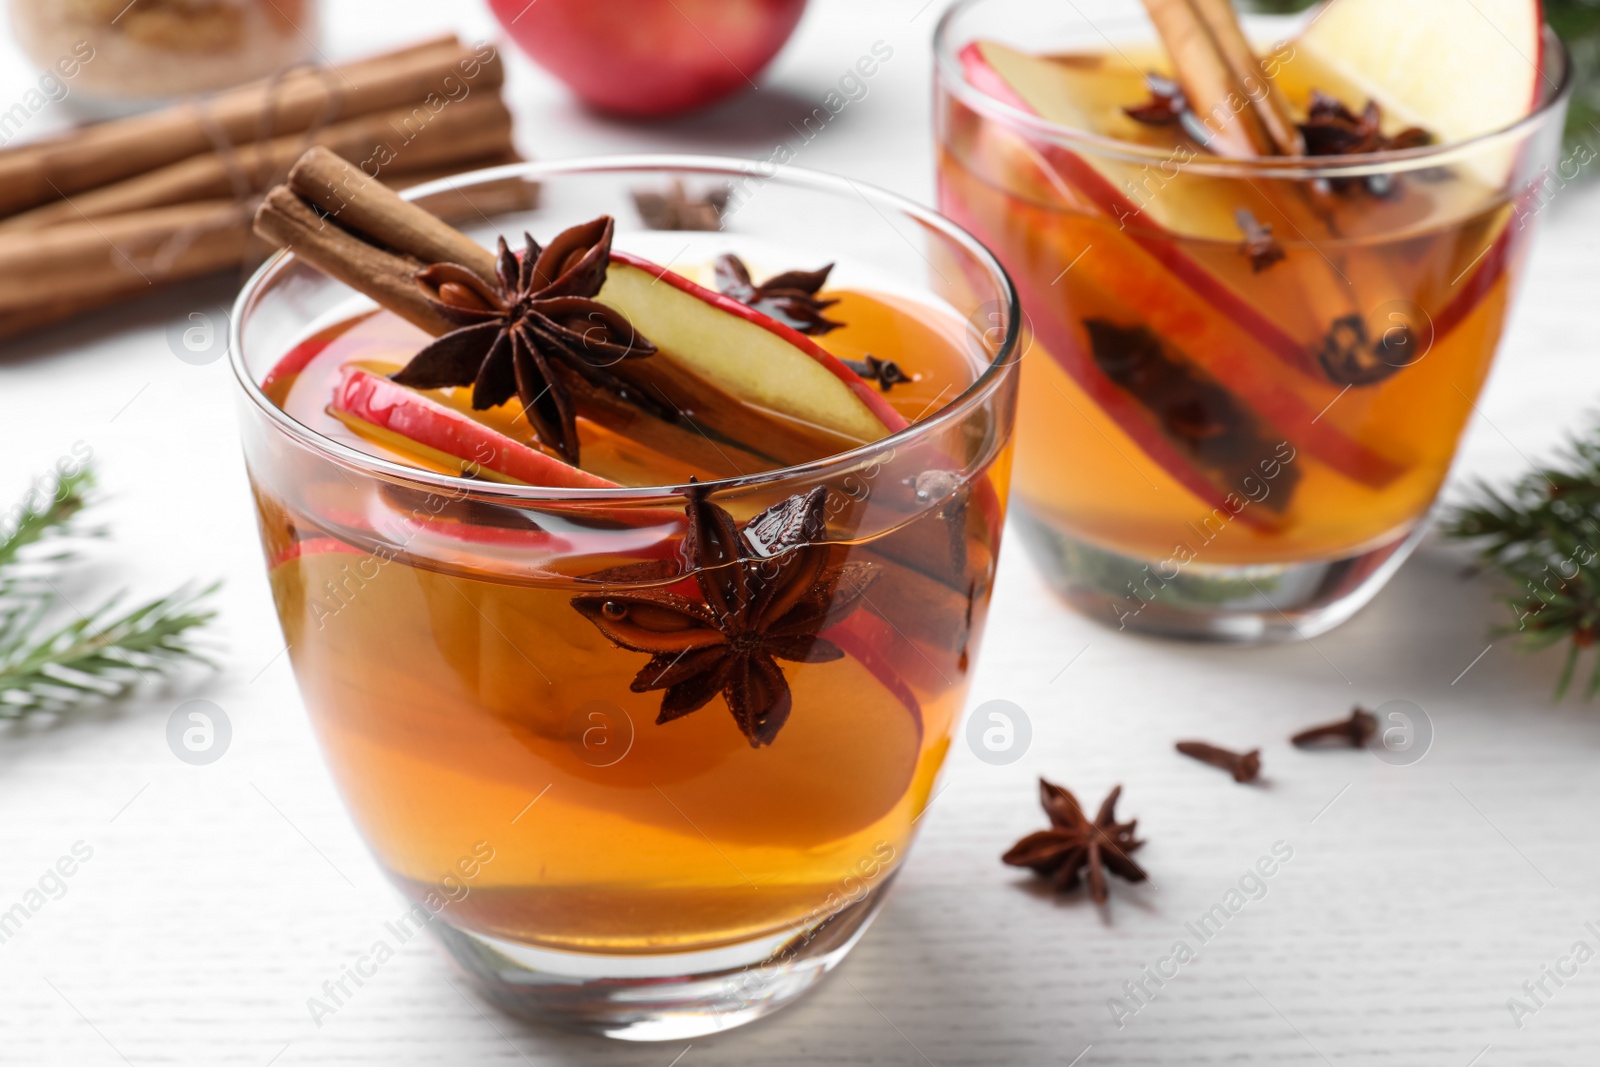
[1176,740,1261,783]
[1291,707,1377,748]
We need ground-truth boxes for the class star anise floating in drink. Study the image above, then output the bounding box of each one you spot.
[1299,91,1431,196]
[571,484,877,747]
[1122,72,1212,146]
[1002,779,1147,904]
[389,215,667,465]
[843,354,916,393]
[1123,72,1187,125]
[714,253,844,336]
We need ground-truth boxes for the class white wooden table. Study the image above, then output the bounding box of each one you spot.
[4,2,1600,1064]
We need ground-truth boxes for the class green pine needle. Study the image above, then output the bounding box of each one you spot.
[0,461,219,718]
[1446,424,1600,699]
[0,463,97,575]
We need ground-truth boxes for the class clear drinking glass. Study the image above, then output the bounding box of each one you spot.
[230,156,1020,1039]
[936,0,1572,640]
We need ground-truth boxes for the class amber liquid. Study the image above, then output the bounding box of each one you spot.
[938,44,1527,568]
[254,286,1005,954]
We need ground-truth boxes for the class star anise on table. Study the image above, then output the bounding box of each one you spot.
[632,180,730,231]
[714,253,844,335]
[1298,91,1432,196]
[570,484,878,747]
[1234,208,1285,273]
[389,215,667,466]
[1002,779,1147,905]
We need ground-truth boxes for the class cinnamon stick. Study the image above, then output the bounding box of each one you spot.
[1140,0,1273,157]
[0,95,515,233]
[1188,0,1304,156]
[0,35,502,218]
[1141,0,1411,391]
[286,146,496,280]
[253,186,450,335]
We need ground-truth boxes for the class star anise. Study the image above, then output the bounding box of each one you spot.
[389,215,668,466]
[570,484,877,747]
[1002,779,1147,904]
[632,180,730,231]
[842,354,916,393]
[1123,72,1214,147]
[714,253,844,335]
[1299,91,1432,196]
[1235,208,1285,272]
[1123,72,1188,126]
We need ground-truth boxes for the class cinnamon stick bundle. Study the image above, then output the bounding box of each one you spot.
[0,35,502,218]
[0,156,536,340]
[253,147,849,475]
[0,200,249,338]
[1140,0,1302,157]
[1138,0,1413,384]
[0,94,515,233]
[1187,0,1303,156]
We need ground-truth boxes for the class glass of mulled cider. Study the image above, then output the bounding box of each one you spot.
[936,0,1572,640]
[231,156,1019,1039]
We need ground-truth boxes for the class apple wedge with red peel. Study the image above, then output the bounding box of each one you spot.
[961,41,1318,379]
[824,612,923,740]
[1010,271,1284,534]
[330,367,620,490]
[269,535,364,572]
[597,252,907,466]
[942,186,1282,530]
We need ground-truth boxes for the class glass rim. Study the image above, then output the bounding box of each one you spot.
[228,153,1022,505]
[933,0,1574,179]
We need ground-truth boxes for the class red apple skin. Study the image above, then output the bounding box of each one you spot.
[609,251,909,434]
[332,368,619,490]
[269,536,364,571]
[489,0,807,118]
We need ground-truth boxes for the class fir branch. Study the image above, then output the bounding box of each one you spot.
[1446,426,1600,699]
[0,461,219,718]
[0,463,97,576]
[0,584,220,717]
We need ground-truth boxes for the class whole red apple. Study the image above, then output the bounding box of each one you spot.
[489,0,808,118]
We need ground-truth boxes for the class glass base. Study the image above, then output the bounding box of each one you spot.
[430,875,896,1040]
[1014,507,1427,642]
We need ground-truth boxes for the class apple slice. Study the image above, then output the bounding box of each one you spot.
[962,41,1318,378]
[1298,0,1544,153]
[598,252,908,465]
[330,366,619,490]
